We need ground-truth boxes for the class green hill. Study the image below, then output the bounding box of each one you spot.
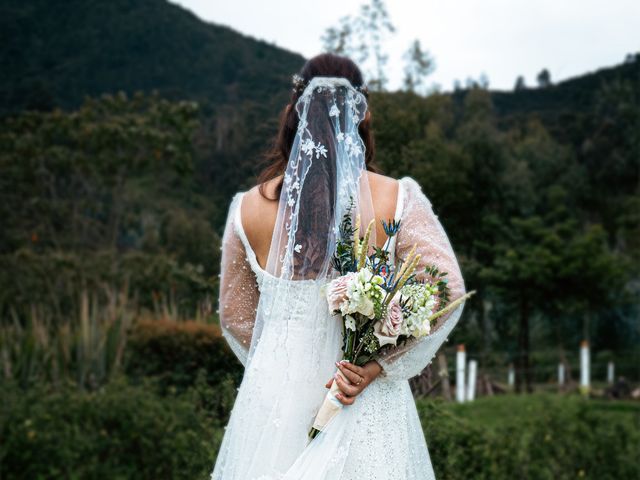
[2,0,637,137]
[491,59,639,117]
[0,0,305,114]
[488,57,640,144]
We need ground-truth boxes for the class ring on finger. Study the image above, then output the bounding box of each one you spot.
[356,375,364,385]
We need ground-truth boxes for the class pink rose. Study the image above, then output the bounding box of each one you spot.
[374,298,403,346]
[326,273,355,313]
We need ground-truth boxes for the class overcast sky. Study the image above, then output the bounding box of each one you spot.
[171,0,639,92]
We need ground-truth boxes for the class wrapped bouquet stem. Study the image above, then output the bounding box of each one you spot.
[310,369,348,435]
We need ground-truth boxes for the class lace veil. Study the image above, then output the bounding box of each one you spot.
[245,76,376,367]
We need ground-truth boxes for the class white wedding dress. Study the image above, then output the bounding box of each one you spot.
[211,176,467,480]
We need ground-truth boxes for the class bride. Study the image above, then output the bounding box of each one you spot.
[211,53,467,480]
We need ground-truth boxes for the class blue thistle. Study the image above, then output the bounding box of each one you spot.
[382,219,401,237]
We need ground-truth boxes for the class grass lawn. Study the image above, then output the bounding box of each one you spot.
[428,393,640,430]
[415,393,640,479]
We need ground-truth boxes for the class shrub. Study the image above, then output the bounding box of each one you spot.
[124,318,243,393]
[419,394,640,480]
[0,377,223,480]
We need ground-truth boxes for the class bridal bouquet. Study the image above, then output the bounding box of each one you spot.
[309,204,475,439]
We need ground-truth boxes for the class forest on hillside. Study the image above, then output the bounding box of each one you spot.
[2,61,639,391]
[0,0,638,388]
[0,0,304,115]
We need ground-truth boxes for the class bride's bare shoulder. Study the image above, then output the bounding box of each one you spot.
[366,171,399,190]
[242,176,280,203]
[242,172,399,208]
[239,177,281,256]
[366,171,400,216]
[239,171,399,233]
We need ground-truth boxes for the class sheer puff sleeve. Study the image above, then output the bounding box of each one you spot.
[376,177,467,381]
[218,193,260,367]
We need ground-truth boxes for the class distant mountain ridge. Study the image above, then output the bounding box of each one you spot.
[0,0,305,114]
[1,0,637,120]
[490,57,639,116]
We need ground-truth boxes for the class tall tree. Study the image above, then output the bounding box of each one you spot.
[402,39,435,94]
[322,0,396,91]
[537,68,552,87]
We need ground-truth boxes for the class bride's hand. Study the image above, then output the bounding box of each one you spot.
[324,360,382,405]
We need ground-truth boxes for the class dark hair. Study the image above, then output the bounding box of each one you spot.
[257,53,380,199]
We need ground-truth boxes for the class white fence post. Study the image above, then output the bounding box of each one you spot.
[580,340,590,394]
[456,344,466,403]
[607,361,615,384]
[558,363,565,387]
[507,363,515,389]
[466,359,478,401]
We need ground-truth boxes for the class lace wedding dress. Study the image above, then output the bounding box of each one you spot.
[210,175,467,480]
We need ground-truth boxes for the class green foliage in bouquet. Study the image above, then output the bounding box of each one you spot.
[331,197,358,275]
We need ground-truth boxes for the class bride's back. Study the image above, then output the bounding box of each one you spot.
[241,171,399,270]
